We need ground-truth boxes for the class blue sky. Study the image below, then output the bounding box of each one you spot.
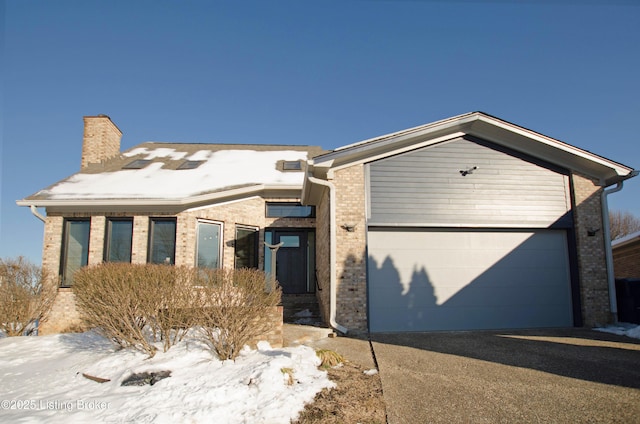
[2,0,639,264]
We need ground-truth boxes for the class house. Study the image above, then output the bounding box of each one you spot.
[612,231,640,279]
[18,112,638,335]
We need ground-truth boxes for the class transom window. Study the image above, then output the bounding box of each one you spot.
[266,202,315,218]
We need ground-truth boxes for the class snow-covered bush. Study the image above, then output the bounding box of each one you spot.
[0,256,56,336]
[193,268,282,361]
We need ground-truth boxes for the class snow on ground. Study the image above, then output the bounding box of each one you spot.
[595,323,640,339]
[0,331,334,423]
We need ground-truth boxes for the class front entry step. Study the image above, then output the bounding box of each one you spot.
[281,294,324,326]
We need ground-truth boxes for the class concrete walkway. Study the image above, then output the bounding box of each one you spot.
[283,324,376,370]
[371,328,640,424]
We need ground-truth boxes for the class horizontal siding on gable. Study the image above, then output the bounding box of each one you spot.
[367,137,572,227]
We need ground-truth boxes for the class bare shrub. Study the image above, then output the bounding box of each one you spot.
[73,264,281,360]
[0,257,56,336]
[153,266,201,352]
[194,268,281,361]
[73,263,205,357]
[73,263,161,357]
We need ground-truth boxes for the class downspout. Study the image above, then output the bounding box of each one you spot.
[306,175,348,334]
[29,205,46,223]
[601,170,639,323]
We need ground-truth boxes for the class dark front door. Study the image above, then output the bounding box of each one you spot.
[274,230,308,294]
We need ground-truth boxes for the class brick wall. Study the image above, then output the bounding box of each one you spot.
[81,115,122,169]
[248,306,284,348]
[332,165,368,332]
[613,241,640,279]
[39,197,308,335]
[571,172,611,326]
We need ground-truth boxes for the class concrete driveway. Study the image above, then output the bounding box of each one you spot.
[370,328,640,423]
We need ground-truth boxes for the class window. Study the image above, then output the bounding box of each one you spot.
[265,202,315,218]
[148,218,176,264]
[282,161,302,171]
[123,159,151,169]
[196,220,222,269]
[104,218,133,262]
[178,160,204,170]
[235,226,259,269]
[60,219,90,286]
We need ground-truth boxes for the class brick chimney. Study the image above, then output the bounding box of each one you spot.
[81,115,122,169]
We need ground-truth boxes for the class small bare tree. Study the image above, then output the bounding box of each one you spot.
[609,210,640,241]
[0,257,57,336]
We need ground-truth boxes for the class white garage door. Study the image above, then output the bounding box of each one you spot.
[368,229,573,332]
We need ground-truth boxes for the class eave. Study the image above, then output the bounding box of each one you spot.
[17,184,302,214]
[312,112,635,186]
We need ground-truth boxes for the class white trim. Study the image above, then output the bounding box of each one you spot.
[325,132,465,172]
[473,115,631,176]
[313,112,634,181]
[17,185,302,209]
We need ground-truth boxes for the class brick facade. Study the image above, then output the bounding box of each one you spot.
[570,172,611,326]
[81,115,122,169]
[333,166,368,332]
[39,197,310,343]
[613,239,640,279]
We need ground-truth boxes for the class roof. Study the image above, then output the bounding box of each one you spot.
[612,231,640,249]
[18,143,325,210]
[309,112,636,185]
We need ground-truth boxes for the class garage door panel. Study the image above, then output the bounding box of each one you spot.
[368,229,573,332]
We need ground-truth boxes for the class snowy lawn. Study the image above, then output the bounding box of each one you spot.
[0,331,334,423]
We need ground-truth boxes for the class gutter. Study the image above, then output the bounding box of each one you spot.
[601,170,640,323]
[16,184,302,209]
[305,174,348,335]
[29,205,46,223]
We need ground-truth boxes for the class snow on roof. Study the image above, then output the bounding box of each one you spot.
[612,230,640,249]
[37,148,310,200]
[123,147,188,161]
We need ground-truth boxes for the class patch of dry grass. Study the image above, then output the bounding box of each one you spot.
[294,359,386,424]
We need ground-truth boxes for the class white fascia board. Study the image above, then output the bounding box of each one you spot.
[470,116,634,177]
[315,112,634,182]
[16,184,302,209]
[325,132,466,173]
